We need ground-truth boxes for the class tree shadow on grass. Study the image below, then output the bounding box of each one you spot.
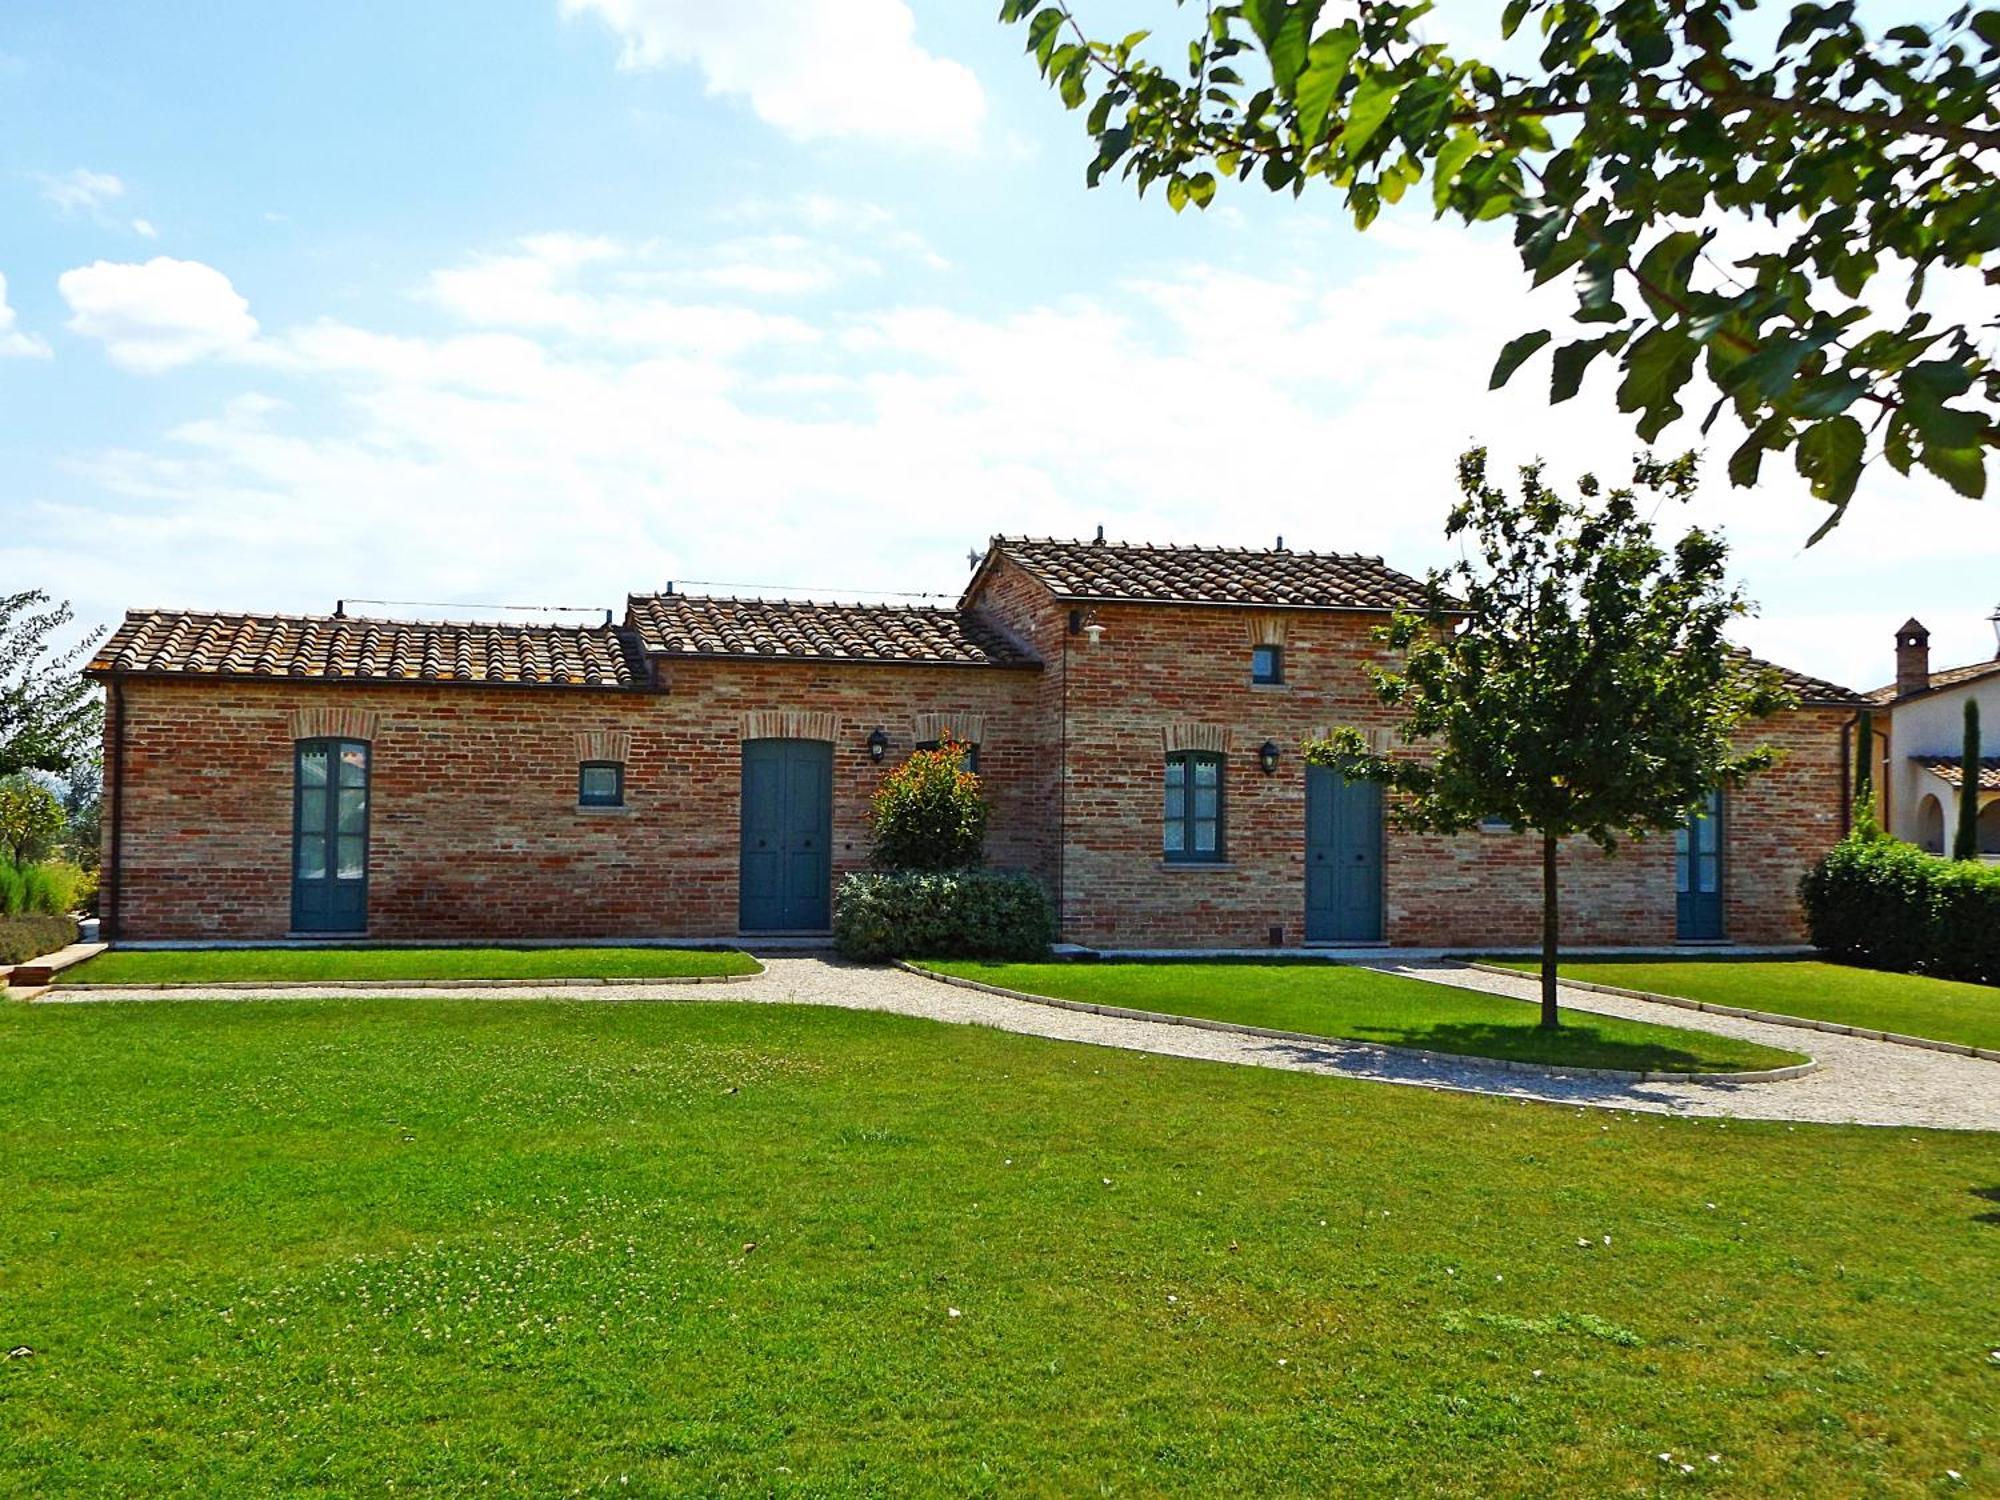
[1973,1186,2000,1227]
[1337,1020,1769,1074]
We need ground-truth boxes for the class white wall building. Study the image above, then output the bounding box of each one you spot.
[1867,611,2000,857]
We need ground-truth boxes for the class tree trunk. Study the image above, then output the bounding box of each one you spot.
[1539,833,1561,1030]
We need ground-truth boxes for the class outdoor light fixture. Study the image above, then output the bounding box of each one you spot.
[867,726,889,762]
[1259,739,1281,775]
[1990,601,2000,657]
[1069,607,1106,645]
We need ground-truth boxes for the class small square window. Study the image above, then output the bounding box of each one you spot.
[579,761,625,807]
[1478,813,1513,832]
[1252,644,1283,684]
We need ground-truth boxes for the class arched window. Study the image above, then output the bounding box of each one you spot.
[1916,794,1945,854]
[1978,798,2000,857]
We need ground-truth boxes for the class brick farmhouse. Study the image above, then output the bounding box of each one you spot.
[88,536,1868,948]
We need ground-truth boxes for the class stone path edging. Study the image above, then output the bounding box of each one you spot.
[1466,962,2000,1063]
[896,961,1819,1085]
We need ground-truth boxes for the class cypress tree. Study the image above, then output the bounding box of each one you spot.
[1952,699,1981,860]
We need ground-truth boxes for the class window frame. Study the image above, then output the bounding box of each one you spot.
[578,760,626,808]
[1251,643,1284,685]
[1163,749,1226,863]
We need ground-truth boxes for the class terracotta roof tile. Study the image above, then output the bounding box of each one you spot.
[88,610,642,688]
[1914,755,2000,792]
[625,594,1039,669]
[985,535,1436,611]
[1733,650,1869,708]
[1866,657,2000,705]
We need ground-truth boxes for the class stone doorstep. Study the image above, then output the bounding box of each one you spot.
[897,961,1820,1086]
[1465,962,2000,1064]
[4,942,109,994]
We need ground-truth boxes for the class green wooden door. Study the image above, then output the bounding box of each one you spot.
[1305,766,1384,942]
[739,739,833,932]
[1675,790,1724,940]
[292,739,369,933]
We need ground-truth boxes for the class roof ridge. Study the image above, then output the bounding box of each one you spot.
[120,606,621,636]
[994,534,1390,563]
[630,591,963,616]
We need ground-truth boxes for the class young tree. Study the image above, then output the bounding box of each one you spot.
[1307,448,1793,1027]
[1,592,103,780]
[1000,2,2000,528]
[869,741,990,871]
[0,774,67,867]
[1952,698,1981,859]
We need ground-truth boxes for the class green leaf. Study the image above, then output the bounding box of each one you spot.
[1919,439,1989,499]
[1431,128,1483,211]
[1616,327,1699,441]
[1794,415,1866,508]
[1788,372,1865,418]
[1902,359,1974,402]
[1294,26,1361,144]
[1550,336,1616,403]
[1339,71,1402,158]
[1632,230,1702,320]
[1490,330,1552,390]
[1248,0,1319,94]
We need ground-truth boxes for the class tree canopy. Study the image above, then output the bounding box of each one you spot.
[1,592,102,782]
[1000,0,2000,533]
[1306,447,1793,1023]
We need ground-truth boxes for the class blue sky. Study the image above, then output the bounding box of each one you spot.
[3,0,1995,691]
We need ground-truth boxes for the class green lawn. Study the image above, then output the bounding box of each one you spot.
[0,1001,1993,1495]
[920,961,1806,1074]
[1487,958,2000,1054]
[58,945,759,985]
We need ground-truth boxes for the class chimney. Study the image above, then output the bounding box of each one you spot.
[1895,618,1931,698]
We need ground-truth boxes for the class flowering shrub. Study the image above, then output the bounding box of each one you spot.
[833,870,1054,963]
[869,740,988,872]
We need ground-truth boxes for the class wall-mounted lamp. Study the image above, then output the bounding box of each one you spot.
[1067,607,1105,646]
[1259,739,1281,775]
[867,726,890,763]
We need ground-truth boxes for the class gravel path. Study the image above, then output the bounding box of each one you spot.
[41,956,1999,1129]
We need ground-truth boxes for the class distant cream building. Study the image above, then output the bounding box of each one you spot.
[1866,610,2000,856]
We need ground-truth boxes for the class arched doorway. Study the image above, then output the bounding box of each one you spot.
[1916,794,1945,853]
[1978,798,2000,857]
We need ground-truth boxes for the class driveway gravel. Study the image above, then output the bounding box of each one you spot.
[37,956,1999,1130]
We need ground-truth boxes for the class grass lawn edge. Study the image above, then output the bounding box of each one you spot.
[1470,959,2000,1062]
[47,946,766,989]
[899,960,1817,1083]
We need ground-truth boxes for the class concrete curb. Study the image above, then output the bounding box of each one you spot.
[34,954,767,998]
[1465,963,2000,1064]
[896,962,1819,1085]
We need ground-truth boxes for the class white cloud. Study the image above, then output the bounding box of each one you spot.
[58,257,259,373]
[21,214,1999,693]
[559,0,984,150]
[41,167,125,214]
[0,272,52,359]
[131,218,158,240]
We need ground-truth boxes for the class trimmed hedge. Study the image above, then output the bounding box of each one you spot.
[1800,832,2000,985]
[833,870,1054,963]
[0,914,79,967]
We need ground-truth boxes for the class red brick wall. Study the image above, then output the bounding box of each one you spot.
[957,586,1850,949]
[104,661,1044,942]
[102,582,1849,949]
